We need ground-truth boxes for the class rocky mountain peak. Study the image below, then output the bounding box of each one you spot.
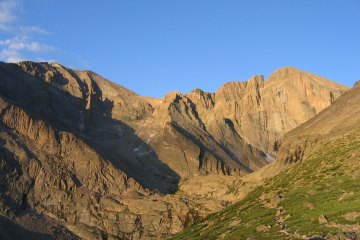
[164,90,182,102]
[354,80,360,88]
[0,61,351,239]
[216,81,247,96]
[268,66,301,78]
[246,75,265,89]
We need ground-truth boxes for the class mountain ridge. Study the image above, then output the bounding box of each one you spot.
[172,71,360,240]
[0,61,350,239]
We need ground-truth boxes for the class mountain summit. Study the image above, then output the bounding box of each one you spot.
[173,70,360,240]
[0,61,349,239]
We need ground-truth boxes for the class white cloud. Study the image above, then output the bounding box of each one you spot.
[0,0,89,68]
[36,57,58,63]
[0,0,18,30]
[0,48,22,62]
[0,36,54,62]
[1,38,53,52]
[20,26,50,35]
[0,0,55,62]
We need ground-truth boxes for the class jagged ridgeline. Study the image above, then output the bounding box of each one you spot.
[0,61,349,239]
[172,79,360,240]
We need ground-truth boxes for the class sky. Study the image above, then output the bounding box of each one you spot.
[0,0,359,97]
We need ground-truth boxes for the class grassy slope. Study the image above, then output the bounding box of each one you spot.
[171,130,360,239]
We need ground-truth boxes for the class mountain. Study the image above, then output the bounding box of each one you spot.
[172,80,360,239]
[0,61,349,239]
[276,79,360,167]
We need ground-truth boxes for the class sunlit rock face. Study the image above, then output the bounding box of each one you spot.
[0,61,348,239]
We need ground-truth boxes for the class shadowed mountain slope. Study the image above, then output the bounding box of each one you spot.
[172,80,360,240]
[0,61,349,239]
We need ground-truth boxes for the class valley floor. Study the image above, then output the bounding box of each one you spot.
[171,130,360,240]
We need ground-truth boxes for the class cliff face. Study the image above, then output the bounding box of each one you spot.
[208,67,347,157]
[276,80,360,167]
[137,66,348,181]
[0,61,349,239]
[0,62,191,239]
[171,84,360,240]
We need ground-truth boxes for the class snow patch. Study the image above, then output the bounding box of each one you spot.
[265,153,275,162]
[133,146,153,156]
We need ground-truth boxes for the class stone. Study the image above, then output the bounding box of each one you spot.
[318,214,329,224]
[0,61,349,239]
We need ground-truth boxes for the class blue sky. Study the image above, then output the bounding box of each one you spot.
[0,0,359,97]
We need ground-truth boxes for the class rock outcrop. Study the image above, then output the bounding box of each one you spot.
[276,78,360,167]
[208,67,348,157]
[0,96,193,239]
[0,61,349,239]
[172,83,360,240]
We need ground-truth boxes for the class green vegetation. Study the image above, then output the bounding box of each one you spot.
[171,131,360,239]
[172,187,286,240]
[225,180,242,195]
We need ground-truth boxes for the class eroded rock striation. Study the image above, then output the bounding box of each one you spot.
[276,77,360,167]
[171,83,360,240]
[0,61,348,239]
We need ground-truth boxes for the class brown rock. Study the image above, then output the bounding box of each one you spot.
[343,211,360,221]
[0,61,349,239]
[256,225,270,232]
[277,79,360,167]
[354,80,360,88]
[318,214,329,224]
